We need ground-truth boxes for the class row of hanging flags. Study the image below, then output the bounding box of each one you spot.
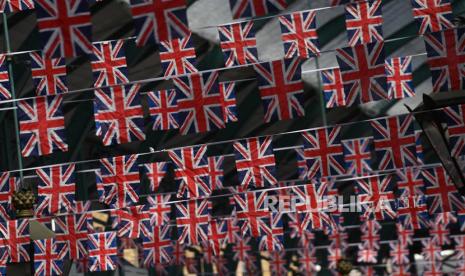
[0,0,460,157]
[0,0,463,274]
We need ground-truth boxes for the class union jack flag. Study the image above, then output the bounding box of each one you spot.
[30,51,67,96]
[336,41,388,103]
[35,164,75,217]
[18,94,67,157]
[142,225,173,266]
[143,162,169,193]
[443,104,465,157]
[147,89,179,131]
[392,266,412,276]
[114,205,153,239]
[389,241,409,265]
[33,238,63,276]
[225,218,240,244]
[429,212,455,246]
[0,245,7,275]
[396,223,414,247]
[359,219,380,250]
[172,240,184,265]
[254,57,305,122]
[233,136,278,189]
[396,167,424,197]
[410,0,454,35]
[422,238,442,262]
[218,21,258,67]
[321,67,355,108]
[232,237,252,261]
[269,251,287,275]
[173,71,225,134]
[356,175,397,220]
[147,194,172,226]
[454,235,465,260]
[228,0,287,19]
[0,0,34,13]
[129,0,189,46]
[287,212,310,238]
[396,195,429,230]
[94,84,145,145]
[87,232,118,272]
[424,28,465,92]
[301,126,345,179]
[233,191,270,237]
[207,156,224,190]
[292,183,333,231]
[279,10,319,59]
[96,154,141,208]
[258,212,284,251]
[175,199,210,244]
[357,245,378,263]
[385,56,415,99]
[345,0,383,46]
[0,172,17,219]
[0,55,10,101]
[327,244,343,269]
[342,137,373,175]
[35,0,92,58]
[208,219,227,255]
[169,145,211,199]
[90,40,129,88]
[423,166,465,213]
[159,33,197,76]
[371,114,417,170]
[0,219,30,262]
[219,82,238,123]
[415,130,424,164]
[298,248,317,273]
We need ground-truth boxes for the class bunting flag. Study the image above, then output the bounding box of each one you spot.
[87,232,118,272]
[415,130,424,164]
[397,195,430,230]
[142,225,173,266]
[356,175,396,220]
[172,240,185,265]
[129,0,189,46]
[232,237,252,261]
[35,164,75,217]
[0,246,7,275]
[429,212,456,246]
[454,235,465,260]
[443,104,465,157]
[94,84,145,146]
[173,71,225,134]
[410,0,454,35]
[396,223,414,247]
[385,56,415,99]
[147,89,179,131]
[33,239,63,276]
[90,40,129,88]
[287,212,310,238]
[0,55,10,101]
[423,166,465,213]
[392,265,412,276]
[146,195,172,226]
[96,155,141,208]
[258,212,284,251]
[229,0,288,19]
[279,10,319,59]
[321,68,353,108]
[175,199,210,245]
[389,241,409,265]
[269,251,287,275]
[233,136,278,189]
[0,219,30,263]
[114,206,153,239]
[342,137,373,175]
[46,214,89,260]
[422,238,442,262]
[208,219,228,255]
[0,173,17,219]
[327,244,343,269]
[29,51,67,96]
[233,191,269,237]
[371,114,417,170]
[218,21,258,67]
[254,57,305,122]
[292,183,333,231]
[360,220,381,250]
[344,0,383,46]
[336,41,388,103]
[143,162,169,193]
[298,248,317,273]
[159,33,198,76]
[18,94,68,157]
[396,167,425,197]
[424,27,465,92]
[225,218,240,244]
[207,156,224,190]
[219,82,238,123]
[0,0,34,13]
[35,0,92,58]
[357,245,378,263]
[301,126,345,179]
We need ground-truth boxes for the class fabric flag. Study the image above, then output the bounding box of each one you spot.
[254,57,305,122]
[33,238,63,276]
[114,205,153,239]
[143,162,169,193]
[232,237,252,261]
[0,55,10,101]
[258,212,284,251]
[423,166,465,214]
[225,218,240,244]
[94,84,145,145]
[396,223,414,247]
[295,147,308,180]
[0,218,30,262]
[342,137,373,175]
[87,232,118,272]
[129,0,189,46]
[90,40,129,88]
[142,225,173,267]
[96,154,141,208]
[397,195,430,230]
[175,199,210,244]
[0,172,17,219]
[207,156,224,190]
[360,219,381,250]
[422,238,442,262]
[410,0,454,35]
[371,114,417,170]
[233,136,278,189]
[298,247,317,273]
[219,81,238,123]
[35,164,75,217]
[301,126,345,179]
[279,10,319,59]
[443,104,465,157]
[269,251,287,275]
[30,51,67,96]
[172,240,185,265]
[389,241,409,265]
[415,130,424,164]
[208,219,228,256]
[0,245,7,276]
[356,175,396,220]
[233,191,270,237]
[321,67,354,108]
[0,0,34,13]
[18,94,67,157]
[344,0,383,46]
[429,212,456,246]
[396,167,424,197]
[424,27,465,93]
[35,0,92,58]
[218,21,258,67]
[292,183,333,231]
[173,71,225,134]
[357,245,378,263]
[385,56,415,99]
[147,89,179,131]
[287,212,311,238]
[454,235,465,260]
[159,33,197,76]
[336,41,388,103]
[146,194,172,226]
[169,145,212,198]
[229,0,287,19]
[392,265,412,276]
